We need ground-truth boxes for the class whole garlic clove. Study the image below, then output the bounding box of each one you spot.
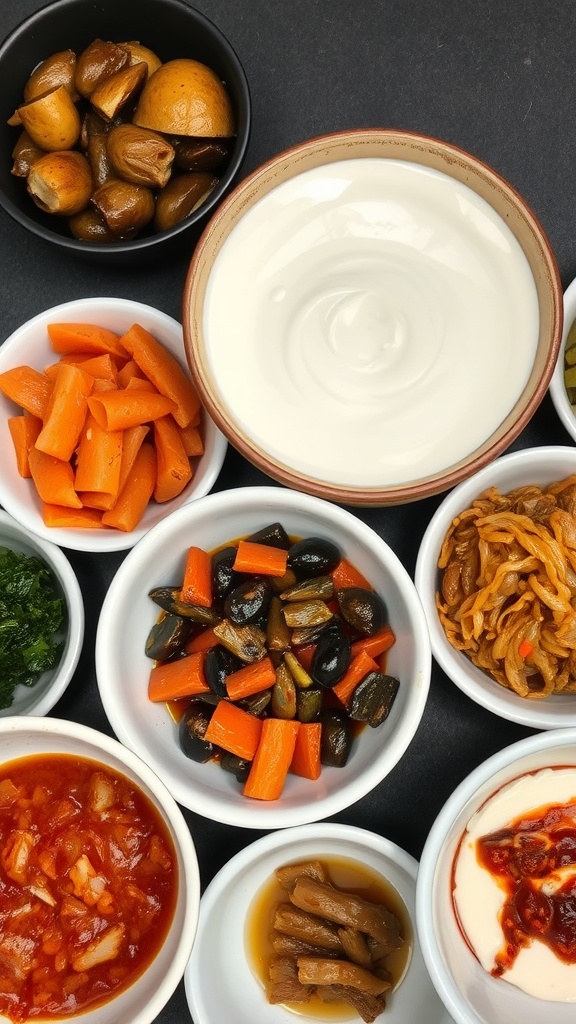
[171,137,229,172]
[11,130,43,177]
[119,41,162,79]
[24,49,78,102]
[69,207,118,242]
[154,171,217,231]
[87,132,115,187]
[90,62,147,121]
[17,84,81,151]
[92,178,155,235]
[27,150,93,215]
[106,123,175,188]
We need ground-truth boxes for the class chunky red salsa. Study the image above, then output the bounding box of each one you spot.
[0,753,177,1021]
[477,800,576,975]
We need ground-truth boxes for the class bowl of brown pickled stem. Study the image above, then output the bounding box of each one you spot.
[0,0,250,264]
[183,128,562,506]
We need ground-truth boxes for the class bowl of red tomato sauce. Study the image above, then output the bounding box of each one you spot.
[0,716,200,1024]
[95,485,432,830]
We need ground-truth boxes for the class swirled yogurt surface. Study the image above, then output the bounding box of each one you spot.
[453,767,576,1002]
[203,158,539,487]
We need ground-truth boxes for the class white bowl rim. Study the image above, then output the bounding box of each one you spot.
[96,484,432,828]
[549,274,576,442]
[0,296,227,553]
[0,714,201,1024]
[0,509,84,715]
[415,726,576,1024]
[414,444,576,729]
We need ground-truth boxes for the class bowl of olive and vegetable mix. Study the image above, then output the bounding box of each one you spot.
[95,486,431,829]
[0,0,250,264]
[0,510,84,715]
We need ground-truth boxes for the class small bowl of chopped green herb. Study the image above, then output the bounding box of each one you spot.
[550,275,576,443]
[0,510,84,715]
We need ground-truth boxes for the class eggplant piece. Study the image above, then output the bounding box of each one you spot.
[212,546,239,602]
[148,586,220,625]
[284,650,314,690]
[291,619,340,647]
[348,673,400,727]
[179,704,216,762]
[270,660,297,719]
[212,619,267,663]
[336,588,387,637]
[311,628,351,688]
[320,709,352,767]
[224,576,273,625]
[248,521,290,549]
[145,613,192,660]
[296,686,323,723]
[204,645,242,697]
[271,567,298,594]
[239,688,272,716]
[289,537,341,580]
[280,575,334,602]
[266,595,291,652]
[220,750,251,782]
[282,599,333,629]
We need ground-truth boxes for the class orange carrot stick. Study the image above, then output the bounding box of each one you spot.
[120,322,201,427]
[290,722,322,780]
[74,411,123,495]
[331,558,374,592]
[153,414,193,503]
[204,701,263,761]
[243,718,300,801]
[178,422,204,457]
[87,388,177,431]
[7,414,42,477]
[101,442,156,532]
[332,649,380,706]
[62,352,119,383]
[47,322,128,358]
[350,624,396,660]
[148,651,210,702]
[0,365,52,418]
[232,540,289,577]
[35,362,94,462]
[42,504,104,529]
[225,656,276,702]
[28,446,82,508]
[185,626,220,655]
[180,545,212,607]
[116,358,146,388]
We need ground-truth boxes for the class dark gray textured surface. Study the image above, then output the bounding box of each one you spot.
[0,1,574,1020]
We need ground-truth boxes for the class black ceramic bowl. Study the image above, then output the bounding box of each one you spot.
[0,0,251,264]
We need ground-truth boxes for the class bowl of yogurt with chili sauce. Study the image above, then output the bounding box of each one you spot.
[0,716,200,1024]
[183,128,562,507]
[416,727,576,1024]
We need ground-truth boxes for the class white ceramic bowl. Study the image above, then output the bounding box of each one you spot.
[416,728,576,1024]
[184,128,562,507]
[415,445,576,730]
[0,296,227,552]
[549,275,576,442]
[0,715,200,1024]
[95,485,431,829]
[186,821,452,1024]
[0,509,84,716]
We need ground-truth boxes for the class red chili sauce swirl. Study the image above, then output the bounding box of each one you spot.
[476,800,576,976]
[0,753,177,1022]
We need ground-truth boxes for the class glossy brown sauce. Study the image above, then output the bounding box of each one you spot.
[245,855,412,1019]
[477,800,576,975]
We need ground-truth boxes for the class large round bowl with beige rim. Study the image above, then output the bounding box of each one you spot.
[183,128,562,506]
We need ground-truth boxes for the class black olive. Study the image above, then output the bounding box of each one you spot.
[337,587,387,637]
[310,627,351,687]
[224,577,273,625]
[179,705,216,762]
[145,614,192,660]
[247,521,290,549]
[349,672,400,727]
[204,645,242,697]
[220,751,251,782]
[212,546,239,602]
[288,537,341,580]
[320,708,352,767]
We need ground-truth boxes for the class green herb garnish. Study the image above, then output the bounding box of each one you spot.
[0,546,65,709]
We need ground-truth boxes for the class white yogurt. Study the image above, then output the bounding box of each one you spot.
[203,158,540,487]
[453,767,576,1002]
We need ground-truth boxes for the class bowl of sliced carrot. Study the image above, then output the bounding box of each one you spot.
[0,296,227,551]
[95,486,431,828]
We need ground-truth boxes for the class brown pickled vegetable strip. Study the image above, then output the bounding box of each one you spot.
[338,927,373,967]
[290,877,403,947]
[271,933,340,959]
[268,956,313,1004]
[297,957,390,996]
[273,904,342,951]
[315,985,386,1024]
[276,860,327,890]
